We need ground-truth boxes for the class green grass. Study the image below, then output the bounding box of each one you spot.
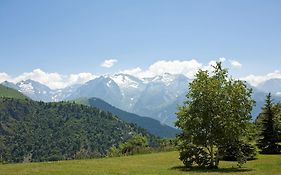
[0,85,27,100]
[0,151,280,175]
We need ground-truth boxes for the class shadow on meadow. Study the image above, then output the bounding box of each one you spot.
[171,166,254,173]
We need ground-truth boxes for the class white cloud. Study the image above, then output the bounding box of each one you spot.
[120,58,232,79]
[121,59,203,79]
[101,59,118,68]
[121,67,143,75]
[68,73,97,85]
[219,57,226,62]
[229,59,242,69]
[0,57,259,89]
[241,70,281,87]
[0,72,11,83]
[0,69,96,89]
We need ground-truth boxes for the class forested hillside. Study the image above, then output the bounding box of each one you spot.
[0,98,157,163]
[0,85,27,100]
[77,97,179,138]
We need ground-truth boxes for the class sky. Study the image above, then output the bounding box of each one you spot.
[0,0,281,89]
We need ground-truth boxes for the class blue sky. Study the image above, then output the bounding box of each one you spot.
[0,0,281,88]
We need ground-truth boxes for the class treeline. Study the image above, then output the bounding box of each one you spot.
[0,98,157,163]
[107,135,176,157]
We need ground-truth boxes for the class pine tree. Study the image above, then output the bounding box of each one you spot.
[257,93,280,154]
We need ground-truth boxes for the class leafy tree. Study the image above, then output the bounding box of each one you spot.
[108,135,150,156]
[256,93,281,154]
[176,62,254,168]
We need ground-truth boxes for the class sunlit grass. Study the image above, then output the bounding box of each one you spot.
[0,151,280,175]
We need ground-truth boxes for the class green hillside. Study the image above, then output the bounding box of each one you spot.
[0,151,280,175]
[0,98,157,163]
[76,97,179,138]
[0,85,27,99]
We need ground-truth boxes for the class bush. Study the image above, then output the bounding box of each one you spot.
[107,135,151,157]
[220,141,257,161]
[178,143,212,168]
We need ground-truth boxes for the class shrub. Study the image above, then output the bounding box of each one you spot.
[220,141,257,161]
[178,142,212,168]
[107,135,151,157]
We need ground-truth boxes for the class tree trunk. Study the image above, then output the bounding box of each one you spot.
[215,148,220,168]
[209,144,219,169]
[210,144,215,168]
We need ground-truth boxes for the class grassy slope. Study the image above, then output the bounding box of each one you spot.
[0,151,280,175]
[0,85,27,99]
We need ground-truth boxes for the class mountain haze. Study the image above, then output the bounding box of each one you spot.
[2,74,281,126]
[77,97,180,138]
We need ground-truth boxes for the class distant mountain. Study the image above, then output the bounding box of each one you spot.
[251,90,281,119]
[256,78,281,96]
[133,73,189,126]
[245,79,281,119]
[0,84,28,99]
[17,79,55,101]
[1,81,20,90]
[68,76,123,106]
[67,73,190,126]
[110,73,146,112]
[0,98,157,163]
[2,74,281,126]
[1,80,80,102]
[77,97,180,138]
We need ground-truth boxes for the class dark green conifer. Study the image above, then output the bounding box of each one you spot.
[257,93,280,154]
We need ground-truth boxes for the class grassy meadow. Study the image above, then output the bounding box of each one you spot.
[0,151,280,175]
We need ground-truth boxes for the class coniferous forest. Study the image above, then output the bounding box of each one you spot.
[0,97,157,163]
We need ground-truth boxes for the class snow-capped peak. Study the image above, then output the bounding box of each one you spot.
[143,73,187,86]
[110,73,143,89]
[17,81,35,94]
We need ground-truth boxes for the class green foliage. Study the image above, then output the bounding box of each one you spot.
[0,85,27,100]
[176,62,255,168]
[178,141,211,168]
[108,135,151,156]
[157,138,177,152]
[256,93,281,154]
[77,97,179,138]
[0,98,157,163]
[220,141,258,162]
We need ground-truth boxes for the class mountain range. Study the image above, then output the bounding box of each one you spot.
[2,73,281,126]
[76,97,179,138]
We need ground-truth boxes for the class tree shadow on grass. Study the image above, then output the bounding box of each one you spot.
[171,166,254,174]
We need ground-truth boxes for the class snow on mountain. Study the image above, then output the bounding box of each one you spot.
[110,73,143,89]
[109,74,146,111]
[2,73,281,127]
[67,76,123,108]
[133,73,190,126]
[1,80,80,102]
[8,79,53,101]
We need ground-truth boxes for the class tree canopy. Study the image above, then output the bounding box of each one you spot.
[0,97,157,163]
[176,62,255,168]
